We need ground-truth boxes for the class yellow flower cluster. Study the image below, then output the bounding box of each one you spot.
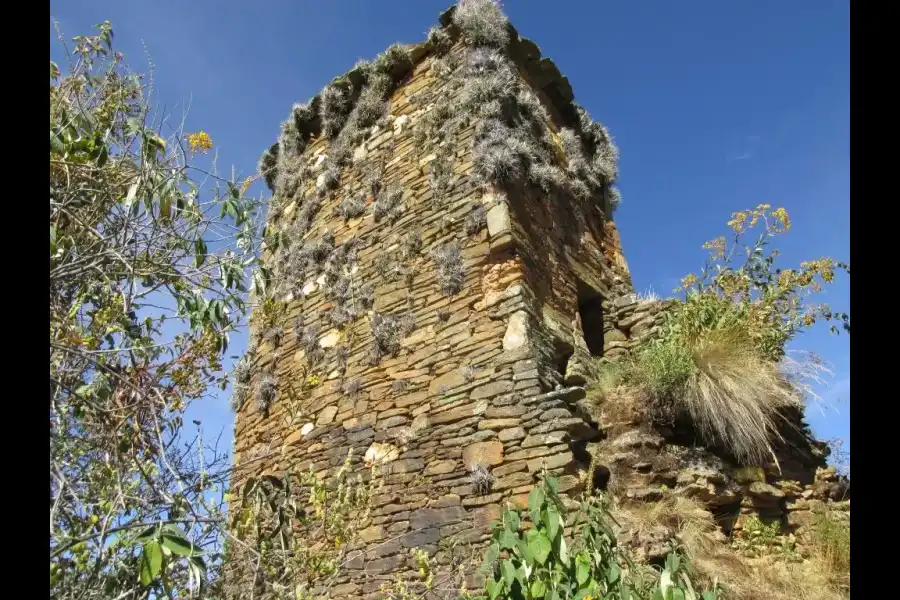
[240,176,254,195]
[185,130,213,154]
[771,207,791,233]
[800,258,836,283]
[702,236,726,258]
[727,204,790,235]
[677,273,699,292]
[727,211,748,233]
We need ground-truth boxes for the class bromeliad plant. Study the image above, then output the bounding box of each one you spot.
[474,476,717,600]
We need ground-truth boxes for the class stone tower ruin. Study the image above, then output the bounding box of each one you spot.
[227,2,840,598]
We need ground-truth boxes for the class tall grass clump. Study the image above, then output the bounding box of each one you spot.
[617,206,849,464]
[808,509,850,590]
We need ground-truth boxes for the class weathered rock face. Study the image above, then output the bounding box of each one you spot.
[586,384,847,555]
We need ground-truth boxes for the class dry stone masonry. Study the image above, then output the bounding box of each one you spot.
[229,2,848,597]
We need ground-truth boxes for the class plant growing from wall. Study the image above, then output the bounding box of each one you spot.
[228,451,382,599]
[471,476,718,600]
[433,242,466,295]
[370,311,416,363]
[616,205,849,465]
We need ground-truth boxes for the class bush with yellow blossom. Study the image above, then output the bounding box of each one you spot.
[614,205,849,465]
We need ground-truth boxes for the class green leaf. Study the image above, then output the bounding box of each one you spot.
[139,541,163,586]
[147,134,166,151]
[528,532,552,565]
[499,529,519,551]
[500,560,516,586]
[486,578,503,600]
[131,526,158,545]
[159,193,172,221]
[701,591,718,600]
[482,544,500,572]
[187,556,207,591]
[160,533,202,557]
[576,558,590,585]
[607,562,621,584]
[194,237,207,267]
[505,509,520,532]
[528,487,545,524]
[545,476,559,495]
[671,589,686,600]
[557,535,569,567]
[50,133,65,154]
[546,503,560,542]
[530,579,547,597]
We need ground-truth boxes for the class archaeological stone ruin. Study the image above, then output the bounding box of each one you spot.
[227,3,849,598]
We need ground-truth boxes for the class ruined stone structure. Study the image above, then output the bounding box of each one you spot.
[228,3,847,598]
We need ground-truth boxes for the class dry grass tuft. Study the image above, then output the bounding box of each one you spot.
[630,327,804,465]
[616,496,848,600]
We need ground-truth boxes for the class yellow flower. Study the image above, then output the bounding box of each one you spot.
[678,273,699,292]
[727,211,748,233]
[185,130,213,154]
[240,176,254,195]
[770,207,791,232]
[702,236,726,258]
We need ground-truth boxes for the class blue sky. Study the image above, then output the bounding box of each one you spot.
[50,0,849,467]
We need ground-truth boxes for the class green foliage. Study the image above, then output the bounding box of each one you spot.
[613,206,850,464]
[50,20,261,599]
[731,517,782,557]
[670,205,849,362]
[471,476,718,600]
[229,450,382,599]
[808,509,850,578]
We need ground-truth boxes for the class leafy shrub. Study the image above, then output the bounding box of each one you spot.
[50,21,262,599]
[229,450,382,599]
[617,206,849,464]
[471,476,718,600]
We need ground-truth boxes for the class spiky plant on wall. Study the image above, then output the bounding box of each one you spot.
[370,311,416,363]
[432,242,466,296]
[372,185,404,224]
[254,372,278,413]
[469,464,494,495]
